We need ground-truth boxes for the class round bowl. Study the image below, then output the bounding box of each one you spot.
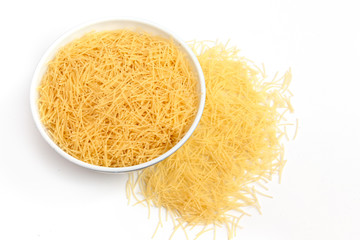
[30,18,206,173]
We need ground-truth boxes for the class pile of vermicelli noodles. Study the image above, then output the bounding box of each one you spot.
[128,41,294,239]
[38,30,199,167]
[37,29,294,239]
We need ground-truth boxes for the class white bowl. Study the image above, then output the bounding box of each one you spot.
[30,18,206,173]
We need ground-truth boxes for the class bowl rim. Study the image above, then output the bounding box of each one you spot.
[30,17,206,173]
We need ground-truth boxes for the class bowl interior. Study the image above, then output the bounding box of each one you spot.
[30,18,205,173]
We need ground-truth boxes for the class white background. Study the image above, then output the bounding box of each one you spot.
[1,0,359,239]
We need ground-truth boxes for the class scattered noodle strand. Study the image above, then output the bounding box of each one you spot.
[129,41,294,239]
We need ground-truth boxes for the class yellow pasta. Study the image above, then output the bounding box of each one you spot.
[129,41,293,238]
[38,30,199,167]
